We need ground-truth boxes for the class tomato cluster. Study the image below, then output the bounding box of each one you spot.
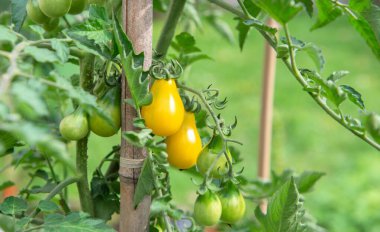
[26,0,103,31]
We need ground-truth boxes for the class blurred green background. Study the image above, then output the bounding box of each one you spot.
[85,13,380,231]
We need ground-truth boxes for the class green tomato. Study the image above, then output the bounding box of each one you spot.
[90,86,121,137]
[26,0,50,24]
[197,135,231,178]
[43,18,59,31]
[218,183,246,224]
[38,0,72,18]
[193,191,222,226]
[68,0,88,14]
[88,0,106,5]
[59,110,89,140]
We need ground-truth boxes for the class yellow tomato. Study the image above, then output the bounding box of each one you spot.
[166,112,202,169]
[141,79,184,136]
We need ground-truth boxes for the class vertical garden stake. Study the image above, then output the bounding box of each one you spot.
[257,18,278,214]
[119,0,153,231]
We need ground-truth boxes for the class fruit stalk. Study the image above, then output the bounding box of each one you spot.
[76,54,95,216]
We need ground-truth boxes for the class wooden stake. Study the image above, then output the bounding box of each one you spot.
[119,1,153,231]
[257,18,278,214]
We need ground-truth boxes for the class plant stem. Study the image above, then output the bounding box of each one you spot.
[156,0,187,56]
[76,54,95,216]
[237,0,250,18]
[177,84,234,175]
[210,0,380,152]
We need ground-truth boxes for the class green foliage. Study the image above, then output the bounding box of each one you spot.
[0,197,28,216]
[252,0,303,25]
[11,0,27,32]
[311,0,342,30]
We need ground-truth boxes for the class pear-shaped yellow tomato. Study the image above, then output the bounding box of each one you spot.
[68,0,88,14]
[197,135,232,178]
[59,109,89,141]
[26,0,50,24]
[90,87,121,137]
[219,183,246,224]
[38,0,72,18]
[141,79,185,136]
[165,112,202,169]
[194,191,222,226]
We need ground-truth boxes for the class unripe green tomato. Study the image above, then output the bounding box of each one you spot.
[26,0,50,24]
[218,184,246,224]
[69,0,88,14]
[193,191,222,226]
[38,0,72,18]
[197,135,232,178]
[88,0,106,5]
[43,18,59,31]
[59,111,89,140]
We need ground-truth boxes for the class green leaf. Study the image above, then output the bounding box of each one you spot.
[311,0,342,30]
[255,177,304,232]
[94,195,119,221]
[327,70,350,82]
[243,0,261,17]
[236,19,251,51]
[24,46,60,63]
[346,8,380,60]
[51,39,70,63]
[0,25,17,45]
[41,212,115,232]
[296,171,325,193]
[11,0,27,32]
[296,0,314,17]
[340,85,365,110]
[349,0,371,12]
[244,18,278,48]
[0,196,28,215]
[113,17,151,108]
[252,0,303,25]
[133,158,154,207]
[302,43,325,72]
[0,181,14,191]
[38,200,60,212]
[29,25,45,39]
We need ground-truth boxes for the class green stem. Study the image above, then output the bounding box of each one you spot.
[76,54,95,216]
[177,84,234,176]
[237,0,250,18]
[156,0,187,56]
[210,0,380,152]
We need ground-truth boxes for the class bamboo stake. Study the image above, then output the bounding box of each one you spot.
[119,1,153,231]
[257,18,278,214]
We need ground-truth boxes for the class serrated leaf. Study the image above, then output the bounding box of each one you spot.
[123,129,153,148]
[0,196,28,215]
[341,84,365,110]
[244,18,278,48]
[252,0,303,25]
[41,212,115,232]
[11,0,27,32]
[0,25,17,45]
[51,39,70,63]
[24,46,60,63]
[236,19,251,51]
[113,17,151,108]
[327,70,350,82]
[38,200,60,212]
[311,0,342,30]
[255,177,303,232]
[296,171,325,193]
[133,158,154,207]
[302,43,325,72]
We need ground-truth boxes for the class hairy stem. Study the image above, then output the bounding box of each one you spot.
[156,0,187,56]
[76,54,95,216]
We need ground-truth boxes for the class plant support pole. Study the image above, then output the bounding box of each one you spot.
[120,1,153,231]
[257,18,278,214]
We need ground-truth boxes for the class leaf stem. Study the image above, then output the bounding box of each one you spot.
[208,0,248,19]
[156,0,187,56]
[237,0,250,18]
[177,84,234,176]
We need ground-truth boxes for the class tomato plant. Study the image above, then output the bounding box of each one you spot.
[0,0,379,231]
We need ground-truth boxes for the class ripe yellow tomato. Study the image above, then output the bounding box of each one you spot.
[141,79,184,136]
[165,112,202,169]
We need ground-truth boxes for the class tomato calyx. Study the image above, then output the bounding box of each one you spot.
[149,59,183,80]
[180,93,201,113]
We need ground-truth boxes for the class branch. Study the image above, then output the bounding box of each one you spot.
[156,0,187,56]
